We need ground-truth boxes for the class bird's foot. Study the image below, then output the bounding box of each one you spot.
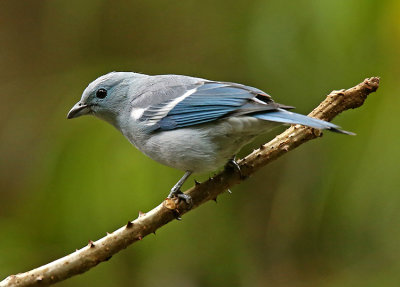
[168,189,193,208]
[166,170,193,209]
[225,157,245,179]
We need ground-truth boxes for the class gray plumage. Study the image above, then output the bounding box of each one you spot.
[67,72,352,200]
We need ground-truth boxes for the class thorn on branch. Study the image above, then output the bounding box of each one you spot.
[88,240,95,248]
[170,208,182,220]
[126,221,133,228]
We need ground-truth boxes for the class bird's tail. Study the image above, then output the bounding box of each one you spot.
[253,108,355,135]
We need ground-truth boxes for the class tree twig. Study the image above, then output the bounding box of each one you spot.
[0,77,380,287]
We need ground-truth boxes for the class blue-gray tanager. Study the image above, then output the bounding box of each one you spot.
[67,72,351,203]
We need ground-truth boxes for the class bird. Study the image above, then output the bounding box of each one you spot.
[67,72,352,204]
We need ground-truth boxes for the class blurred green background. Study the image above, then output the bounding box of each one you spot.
[1,0,399,286]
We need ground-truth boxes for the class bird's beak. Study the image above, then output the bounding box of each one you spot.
[67,102,91,119]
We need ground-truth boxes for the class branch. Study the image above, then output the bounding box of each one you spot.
[0,77,380,287]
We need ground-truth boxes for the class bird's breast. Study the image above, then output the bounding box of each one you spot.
[121,116,278,173]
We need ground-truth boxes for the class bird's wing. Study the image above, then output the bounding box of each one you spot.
[138,81,291,131]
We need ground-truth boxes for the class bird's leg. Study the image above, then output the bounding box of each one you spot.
[225,155,243,178]
[168,170,193,206]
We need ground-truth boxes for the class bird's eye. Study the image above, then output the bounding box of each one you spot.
[96,88,107,99]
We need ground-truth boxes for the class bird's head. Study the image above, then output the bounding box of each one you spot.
[67,72,145,126]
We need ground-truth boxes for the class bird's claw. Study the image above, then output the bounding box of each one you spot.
[168,190,193,209]
[226,157,245,179]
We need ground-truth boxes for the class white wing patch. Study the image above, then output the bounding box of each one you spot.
[163,88,197,114]
[142,88,197,126]
[130,108,145,120]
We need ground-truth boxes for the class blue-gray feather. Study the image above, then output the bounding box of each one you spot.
[148,82,287,131]
[68,72,354,175]
[253,109,354,135]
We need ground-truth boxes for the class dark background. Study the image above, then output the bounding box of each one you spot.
[1,1,399,286]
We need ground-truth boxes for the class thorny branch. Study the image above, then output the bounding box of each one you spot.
[0,77,380,287]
